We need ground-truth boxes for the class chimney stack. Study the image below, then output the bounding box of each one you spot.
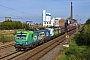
[70,2,73,24]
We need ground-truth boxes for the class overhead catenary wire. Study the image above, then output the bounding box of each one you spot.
[0,13,31,20]
[0,4,42,23]
[0,13,21,17]
[0,4,40,17]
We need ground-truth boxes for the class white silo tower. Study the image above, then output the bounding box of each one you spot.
[42,10,46,26]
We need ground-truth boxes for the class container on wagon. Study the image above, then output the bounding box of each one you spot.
[54,28,58,35]
[34,30,46,40]
[46,28,54,36]
[45,29,50,38]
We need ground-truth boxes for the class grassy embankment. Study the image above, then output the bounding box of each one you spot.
[57,34,90,60]
[0,30,16,43]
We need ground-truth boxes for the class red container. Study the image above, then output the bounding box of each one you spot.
[58,26,61,34]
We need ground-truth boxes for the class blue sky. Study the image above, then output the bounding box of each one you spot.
[0,0,90,24]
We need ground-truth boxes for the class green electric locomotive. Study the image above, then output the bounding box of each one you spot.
[14,29,50,51]
[14,31,38,51]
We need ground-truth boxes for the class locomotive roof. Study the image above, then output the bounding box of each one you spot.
[34,30,46,33]
[17,31,34,34]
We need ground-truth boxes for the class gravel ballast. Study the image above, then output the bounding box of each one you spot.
[39,32,76,60]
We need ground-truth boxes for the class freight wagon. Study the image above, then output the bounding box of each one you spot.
[14,22,77,51]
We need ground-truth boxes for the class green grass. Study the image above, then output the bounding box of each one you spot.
[0,34,14,43]
[57,54,67,60]
[57,37,90,60]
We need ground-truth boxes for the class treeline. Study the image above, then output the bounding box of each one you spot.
[0,20,29,30]
[62,18,90,60]
[75,18,90,46]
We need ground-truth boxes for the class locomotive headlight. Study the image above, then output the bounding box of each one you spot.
[26,41,28,44]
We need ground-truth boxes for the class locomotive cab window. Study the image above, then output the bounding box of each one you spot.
[16,33,27,38]
[39,32,45,36]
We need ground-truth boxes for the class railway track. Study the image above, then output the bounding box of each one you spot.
[13,29,76,60]
[0,51,25,60]
[27,30,75,60]
[0,42,15,50]
[0,29,76,60]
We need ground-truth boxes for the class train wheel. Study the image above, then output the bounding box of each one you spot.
[16,48,20,52]
[24,48,28,51]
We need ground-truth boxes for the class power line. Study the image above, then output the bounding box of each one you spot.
[0,13,23,19]
[0,13,32,20]
[0,13,21,17]
[0,4,40,17]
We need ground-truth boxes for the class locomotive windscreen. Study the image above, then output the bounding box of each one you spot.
[39,32,45,36]
[16,33,27,38]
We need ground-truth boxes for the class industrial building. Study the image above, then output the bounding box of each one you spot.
[42,10,51,27]
[42,9,77,27]
[42,10,68,27]
[5,17,11,21]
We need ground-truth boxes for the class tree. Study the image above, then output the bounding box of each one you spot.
[1,20,29,30]
[76,18,90,46]
[85,18,90,25]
